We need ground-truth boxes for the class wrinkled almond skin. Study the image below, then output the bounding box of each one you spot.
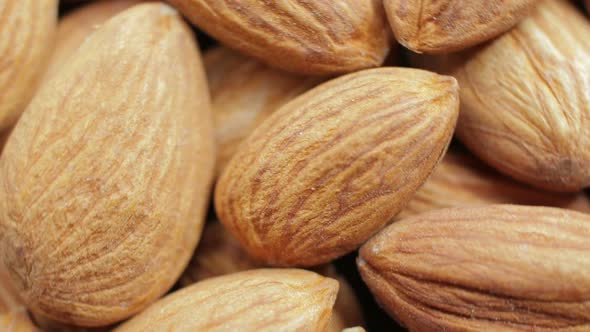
[384,0,537,53]
[412,0,590,192]
[359,205,590,331]
[1,264,38,332]
[215,67,459,266]
[0,3,214,326]
[167,0,390,75]
[44,0,142,80]
[115,269,338,332]
[205,47,322,176]
[398,149,590,218]
[0,0,57,131]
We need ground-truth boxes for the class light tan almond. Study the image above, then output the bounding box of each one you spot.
[115,269,339,332]
[215,67,459,266]
[0,3,214,326]
[384,0,538,53]
[0,0,57,131]
[205,47,323,176]
[1,264,38,332]
[411,0,590,192]
[167,0,391,75]
[359,205,590,331]
[399,149,590,218]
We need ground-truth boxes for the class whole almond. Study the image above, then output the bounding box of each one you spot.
[44,0,142,80]
[205,47,322,176]
[1,264,38,332]
[0,0,57,131]
[412,0,590,192]
[115,269,338,332]
[398,149,590,218]
[0,3,214,326]
[215,67,459,266]
[384,0,538,53]
[167,0,390,75]
[359,205,590,331]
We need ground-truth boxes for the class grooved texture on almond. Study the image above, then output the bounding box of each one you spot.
[115,269,339,332]
[215,67,459,266]
[398,149,590,218]
[205,47,322,176]
[359,205,590,331]
[1,264,38,332]
[0,0,57,131]
[0,3,214,326]
[412,0,590,192]
[167,0,390,75]
[384,0,537,53]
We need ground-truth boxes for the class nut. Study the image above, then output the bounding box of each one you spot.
[359,205,590,331]
[398,149,590,218]
[167,0,391,75]
[384,0,538,53]
[215,67,459,266]
[0,3,214,326]
[1,264,38,332]
[0,0,57,131]
[115,269,339,332]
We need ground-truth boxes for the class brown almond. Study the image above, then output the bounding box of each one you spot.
[359,205,590,331]
[0,3,214,326]
[0,0,57,131]
[398,149,590,218]
[215,67,459,266]
[115,269,339,332]
[167,0,391,75]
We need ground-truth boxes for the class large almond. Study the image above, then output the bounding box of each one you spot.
[115,269,338,331]
[0,0,57,131]
[167,0,390,75]
[0,3,214,326]
[359,205,590,331]
[398,149,590,218]
[215,67,459,266]
[412,0,590,192]
[384,0,538,53]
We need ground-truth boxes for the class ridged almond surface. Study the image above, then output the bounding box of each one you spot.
[215,67,459,266]
[1,265,38,332]
[399,149,590,218]
[44,0,141,80]
[115,269,338,332]
[359,205,590,331]
[0,0,57,131]
[0,3,214,326]
[167,0,390,75]
[179,221,365,332]
[411,0,590,192]
[384,0,538,53]
[205,47,322,176]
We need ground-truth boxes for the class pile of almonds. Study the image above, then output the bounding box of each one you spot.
[1,0,589,331]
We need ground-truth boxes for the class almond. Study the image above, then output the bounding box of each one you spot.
[384,0,538,53]
[215,67,459,266]
[0,0,57,131]
[412,0,590,192]
[205,47,322,176]
[398,149,590,218]
[115,269,339,332]
[167,0,391,75]
[359,205,590,331]
[0,3,214,326]
[44,0,142,80]
[1,264,38,332]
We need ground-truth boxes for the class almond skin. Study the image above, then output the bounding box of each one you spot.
[215,67,459,267]
[0,3,214,326]
[205,47,322,176]
[0,0,57,131]
[398,149,590,218]
[359,205,590,331]
[1,264,39,332]
[167,0,390,75]
[384,0,538,53]
[115,269,339,332]
[412,0,590,192]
